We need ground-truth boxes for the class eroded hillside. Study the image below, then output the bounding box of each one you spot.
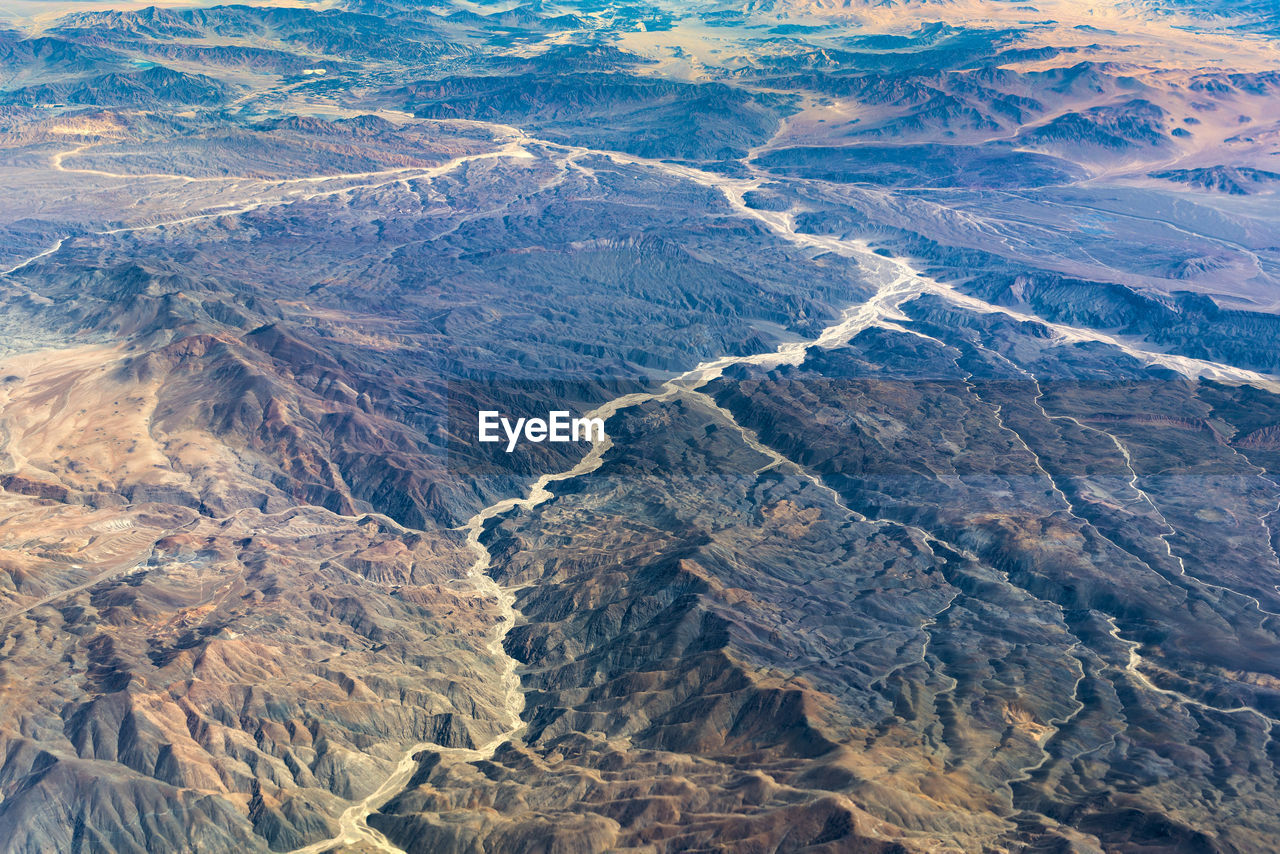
[2,0,1280,851]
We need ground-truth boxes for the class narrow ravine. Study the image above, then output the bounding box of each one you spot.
[532,131,1280,393]
[285,244,944,853]
[27,115,1280,853]
[281,126,1280,852]
[2,141,534,282]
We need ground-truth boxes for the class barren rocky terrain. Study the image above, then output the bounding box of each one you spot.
[2,0,1280,851]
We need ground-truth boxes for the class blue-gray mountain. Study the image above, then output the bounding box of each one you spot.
[1,1,1279,852]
